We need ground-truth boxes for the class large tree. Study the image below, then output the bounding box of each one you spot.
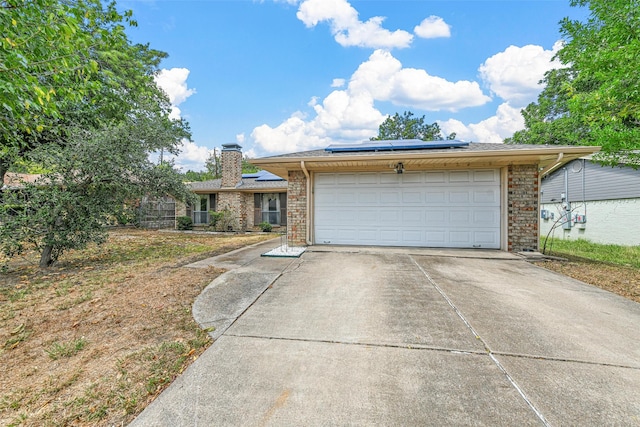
[372,111,455,141]
[0,0,182,179]
[508,0,640,165]
[0,0,194,267]
[1,123,194,268]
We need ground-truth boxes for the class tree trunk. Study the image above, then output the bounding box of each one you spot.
[0,158,10,186]
[39,245,55,268]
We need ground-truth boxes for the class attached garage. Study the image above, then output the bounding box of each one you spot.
[314,170,501,248]
[251,140,600,252]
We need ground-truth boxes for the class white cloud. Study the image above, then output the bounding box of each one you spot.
[154,68,196,120]
[414,16,451,39]
[160,139,211,172]
[296,0,413,49]
[350,50,490,112]
[478,41,563,107]
[236,133,246,144]
[251,50,492,155]
[331,78,346,88]
[439,102,525,143]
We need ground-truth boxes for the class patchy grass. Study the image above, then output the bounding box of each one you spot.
[0,228,275,426]
[537,238,640,303]
[542,238,640,269]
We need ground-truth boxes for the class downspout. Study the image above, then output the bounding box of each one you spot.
[301,161,312,245]
[540,152,564,177]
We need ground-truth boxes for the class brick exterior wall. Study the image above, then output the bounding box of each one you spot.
[287,170,307,246]
[244,193,256,229]
[508,164,539,252]
[217,191,245,230]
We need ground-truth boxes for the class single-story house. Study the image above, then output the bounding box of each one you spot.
[540,156,640,246]
[251,140,599,252]
[177,143,288,230]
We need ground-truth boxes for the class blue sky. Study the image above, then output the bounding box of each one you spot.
[120,0,588,171]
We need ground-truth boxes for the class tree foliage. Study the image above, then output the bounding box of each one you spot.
[372,111,455,141]
[0,0,184,178]
[0,0,194,267]
[508,0,640,166]
[1,124,195,268]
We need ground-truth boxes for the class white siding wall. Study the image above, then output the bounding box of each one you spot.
[540,198,640,246]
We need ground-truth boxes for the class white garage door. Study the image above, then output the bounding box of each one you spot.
[314,170,501,249]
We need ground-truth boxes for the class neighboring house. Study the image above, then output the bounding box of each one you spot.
[177,143,288,230]
[540,157,640,246]
[251,140,598,252]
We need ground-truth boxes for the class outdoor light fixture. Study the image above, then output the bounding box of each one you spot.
[394,162,404,174]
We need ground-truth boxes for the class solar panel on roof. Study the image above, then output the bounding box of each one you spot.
[255,171,284,181]
[325,139,469,153]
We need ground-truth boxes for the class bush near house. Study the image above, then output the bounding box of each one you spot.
[258,222,273,232]
[176,216,193,230]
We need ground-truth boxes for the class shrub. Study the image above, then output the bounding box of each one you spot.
[208,211,224,229]
[258,221,272,232]
[212,210,238,232]
[176,216,193,230]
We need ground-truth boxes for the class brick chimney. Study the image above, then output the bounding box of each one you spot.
[220,143,242,188]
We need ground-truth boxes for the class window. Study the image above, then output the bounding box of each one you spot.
[262,193,280,225]
[254,192,286,226]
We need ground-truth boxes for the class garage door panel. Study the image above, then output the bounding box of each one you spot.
[314,171,501,249]
[474,169,499,182]
[425,191,446,204]
[425,210,446,225]
[449,171,471,183]
[425,231,447,244]
[473,210,500,226]
[358,192,378,204]
[449,191,470,204]
[380,191,400,204]
[358,210,378,223]
[337,174,357,184]
[357,173,378,184]
[380,174,399,184]
[402,191,422,203]
[425,172,446,183]
[402,210,424,225]
[402,173,423,183]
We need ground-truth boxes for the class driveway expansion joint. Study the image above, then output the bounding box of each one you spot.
[491,351,640,371]
[409,254,552,427]
[222,333,490,356]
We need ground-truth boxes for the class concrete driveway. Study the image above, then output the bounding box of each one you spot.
[131,243,640,426]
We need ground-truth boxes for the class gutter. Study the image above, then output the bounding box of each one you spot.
[301,161,312,245]
[540,152,564,177]
[251,146,600,167]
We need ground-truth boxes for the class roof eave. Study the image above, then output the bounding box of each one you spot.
[251,146,601,178]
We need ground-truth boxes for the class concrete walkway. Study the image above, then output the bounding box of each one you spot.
[130,245,640,426]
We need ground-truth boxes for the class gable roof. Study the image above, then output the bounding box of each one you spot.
[251,142,601,179]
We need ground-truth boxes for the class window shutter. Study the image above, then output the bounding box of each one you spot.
[279,192,287,226]
[254,193,262,225]
[209,194,216,212]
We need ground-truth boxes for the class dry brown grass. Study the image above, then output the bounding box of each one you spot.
[0,229,275,426]
[535,258,640,304]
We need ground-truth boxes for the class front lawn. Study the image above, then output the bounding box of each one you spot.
[0,229,275,426]
[537,238,640,303]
